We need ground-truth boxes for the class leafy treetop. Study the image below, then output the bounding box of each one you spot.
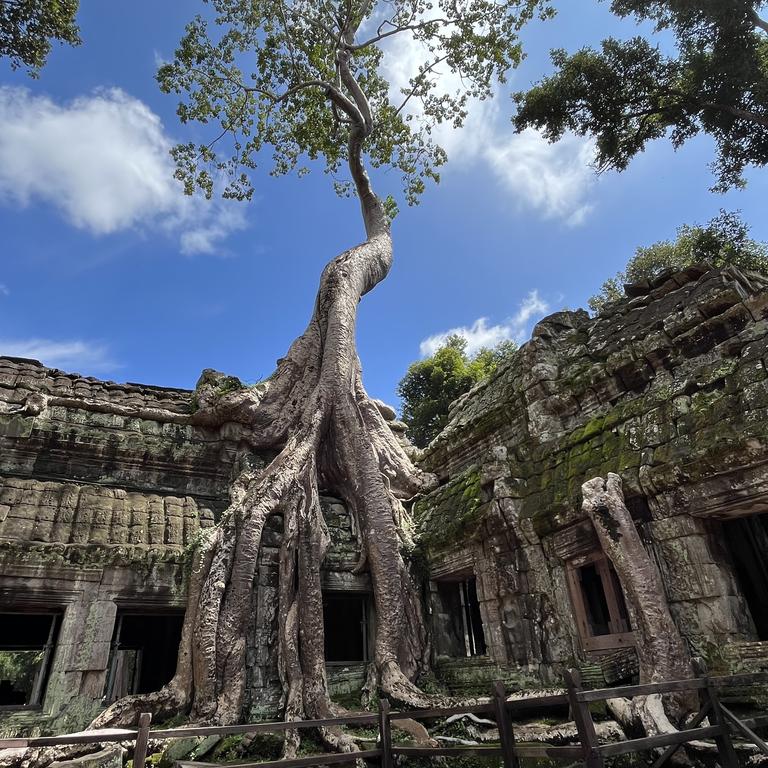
[0,0,80,75]
[157,0,553,212]
[514,0,768,191]
[589,209,768,313]
[397,335,516,448]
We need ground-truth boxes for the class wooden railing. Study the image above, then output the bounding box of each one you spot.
[1,670,766,767]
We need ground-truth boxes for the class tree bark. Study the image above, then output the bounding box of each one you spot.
[77,111,441,768]
[581,474,695,736]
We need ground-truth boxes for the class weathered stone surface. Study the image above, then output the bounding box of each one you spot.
[4,263,768,738]
[0,359,366,736]
[416,265,768,685]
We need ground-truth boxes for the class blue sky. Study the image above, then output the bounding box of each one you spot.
[1,1,766,408]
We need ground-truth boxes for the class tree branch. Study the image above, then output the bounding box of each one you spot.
[702,100,768,127]
[394,54,450,117]
[351,18,453,50]
[751,8,768,34]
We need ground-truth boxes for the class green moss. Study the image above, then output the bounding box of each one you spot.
[414,468,485,550]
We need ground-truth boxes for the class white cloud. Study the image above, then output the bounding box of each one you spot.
[0,87,247,254]
[486,130,596,226]
[380,34,596,224]
[419,290,549,357]
[0,284,8,296]
[0,338,119,373]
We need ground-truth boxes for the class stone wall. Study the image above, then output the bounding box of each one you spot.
[416,265,768,684]
[4,262,768,734]
[0,358,366,735]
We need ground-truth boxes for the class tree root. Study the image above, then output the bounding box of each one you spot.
[9,164,456,767]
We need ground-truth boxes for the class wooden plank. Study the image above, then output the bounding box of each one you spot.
[393,746,504,756]
[19,729,139,746]
[564,669,604,768]
[390,703,494,721]
[176,748,382,768]
[506,694,570,713]
[720,704,768,756]
[378,698,393,768]
[650,702,711,768]
[493,681,519,768]
[0,739,28,749]
[712,672,768,687]
[151,713,378,739]
[394,744,584,759]
[577,677,704,702]
[598,725,723,757]
[514,744,584,759]
[133,712,152,768]
[703,676,740,768]
[740,714,768,730]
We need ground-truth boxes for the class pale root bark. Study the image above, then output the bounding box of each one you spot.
[3,30,456,768]
[581,473,695,736]
[52,90,445,768]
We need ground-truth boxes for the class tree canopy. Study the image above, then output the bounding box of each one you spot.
[0,0,80,75]
[589,210,768,312]
[514,0,768,191]
[157,0,552,212]
[397,335,516,448]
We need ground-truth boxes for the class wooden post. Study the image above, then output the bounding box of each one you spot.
[379,698,393,768]
[702,677,739,768]
[493,681,520,768]
[564,669,604,768]
[133,712,152,768]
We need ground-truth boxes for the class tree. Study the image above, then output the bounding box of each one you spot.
[514,0,768,191]
[0,0,80,75]
[398,335,516,448]
[85,0,551,752]
[589,209,768,312]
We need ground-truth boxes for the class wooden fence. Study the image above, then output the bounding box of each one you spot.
[1,670,767,767]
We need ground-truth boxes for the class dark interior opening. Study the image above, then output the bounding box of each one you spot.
[579,563,612,636]
[722,513,768,640]
[433,576,486,657]
[461,578,487,656]
[323,594,369,663]
[575,559,631,639]
[434,581,467,657]
[0,612,60,708]
[106,613,184,701]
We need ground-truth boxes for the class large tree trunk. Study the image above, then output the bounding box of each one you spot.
[3,50,448,768]
[581,474,695,738]
[81,123,440,762]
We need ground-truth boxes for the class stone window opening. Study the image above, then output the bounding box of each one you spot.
[433,575,487,658]
[721,512,768,640]
[105,612,184,702]
[566,553,634,652]
[322,593,371,665]
[0,612,60,710]
[459,577,487,657]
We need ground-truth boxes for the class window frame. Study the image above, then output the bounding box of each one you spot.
[566,552,635,652]
[104,609,185,703]
[322,592,372,666]
[0,611,60,711]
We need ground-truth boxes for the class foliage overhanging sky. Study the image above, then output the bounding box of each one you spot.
[1,1,767,405]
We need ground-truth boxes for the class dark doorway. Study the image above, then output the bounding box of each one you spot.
[433,577,486,657]
[0,612,59,708]
[723,513,768,640]
[566,553,633,651]
[323,594,369,663]
[460,578,487,657]
[105,613,184,701]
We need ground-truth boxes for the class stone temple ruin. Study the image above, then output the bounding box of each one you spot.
[2,264,768,737]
